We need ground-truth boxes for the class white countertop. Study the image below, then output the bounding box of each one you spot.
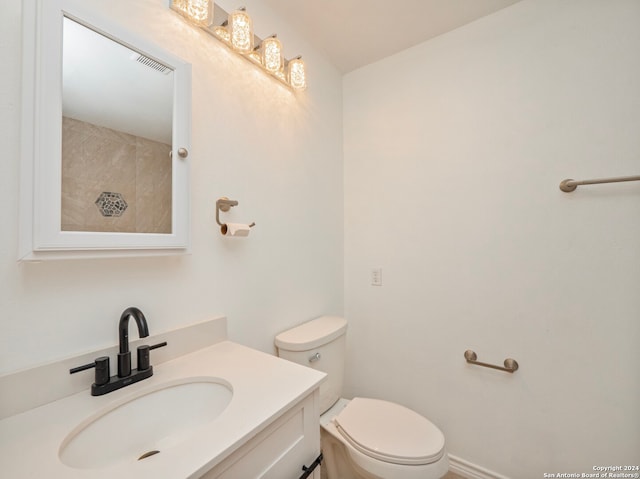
[0,340,326,478]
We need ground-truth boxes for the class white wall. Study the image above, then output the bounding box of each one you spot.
[3,0,639,474]
[343,0,640,477]
[0,0,343,374]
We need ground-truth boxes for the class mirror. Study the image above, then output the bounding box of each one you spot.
[20,0,191,261]
[61,17,174,234]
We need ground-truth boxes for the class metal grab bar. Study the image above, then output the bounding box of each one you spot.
[559,175,640,192]
[464,350,519,373]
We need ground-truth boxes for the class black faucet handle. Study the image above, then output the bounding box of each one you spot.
[69,356,110,386]
[137,341,167,371]
[137,345,150,371]
[149,341,168,351]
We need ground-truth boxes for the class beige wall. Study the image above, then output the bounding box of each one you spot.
[61,116,172,233]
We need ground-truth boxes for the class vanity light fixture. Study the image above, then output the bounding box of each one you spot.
[169,0,307,91]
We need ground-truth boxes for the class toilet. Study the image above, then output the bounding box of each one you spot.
[275,316,449,479]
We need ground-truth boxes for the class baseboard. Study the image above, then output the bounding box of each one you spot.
[448,454,511,479]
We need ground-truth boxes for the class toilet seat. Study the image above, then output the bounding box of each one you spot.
[333,397,445,466]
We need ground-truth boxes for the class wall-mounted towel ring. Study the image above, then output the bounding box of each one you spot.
[216,197,255,237]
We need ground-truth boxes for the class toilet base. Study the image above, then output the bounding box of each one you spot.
[320,399,449,479]
[321,426,366,479]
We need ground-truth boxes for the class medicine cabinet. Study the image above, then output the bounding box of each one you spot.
[20,0,192,260]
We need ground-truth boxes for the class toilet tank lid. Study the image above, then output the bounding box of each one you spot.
[275,316,347,352]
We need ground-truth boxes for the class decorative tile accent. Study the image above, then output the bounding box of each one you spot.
[95,192,128,217]
[62,117,171,233]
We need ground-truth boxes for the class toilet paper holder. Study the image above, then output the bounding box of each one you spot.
[215,197,255,229]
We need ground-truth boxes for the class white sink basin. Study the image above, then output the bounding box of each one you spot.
[59,377,233,469]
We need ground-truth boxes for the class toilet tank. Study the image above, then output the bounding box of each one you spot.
[275,316,347,414]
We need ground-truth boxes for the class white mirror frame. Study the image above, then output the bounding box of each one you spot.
[19,0,192,261]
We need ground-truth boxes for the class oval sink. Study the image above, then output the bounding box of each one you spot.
[59,377,233,469]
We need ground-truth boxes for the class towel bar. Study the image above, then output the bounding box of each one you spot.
[559,175,640,192]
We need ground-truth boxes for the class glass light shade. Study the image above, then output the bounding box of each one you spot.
[213,25,230,43]
[229,9,253,53]
[171,0,213,27]
[171,0,187,13]
[287,57,307,90]
[261,36,283,73]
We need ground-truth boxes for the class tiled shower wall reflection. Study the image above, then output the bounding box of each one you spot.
[61,116,172,233]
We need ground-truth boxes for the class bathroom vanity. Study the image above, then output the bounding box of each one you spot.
[0,318,325,478]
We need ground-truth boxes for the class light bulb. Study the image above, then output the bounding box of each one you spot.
[261,35,283,73]
[229,8,253,53]
[287,56,307,91]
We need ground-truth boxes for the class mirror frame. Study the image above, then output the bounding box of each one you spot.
[20,0,192,261]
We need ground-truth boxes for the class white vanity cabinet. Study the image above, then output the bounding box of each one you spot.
[0,329,327,479]
[202,390,321,479]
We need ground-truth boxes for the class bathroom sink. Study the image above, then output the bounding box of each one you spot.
[59,377,233,469]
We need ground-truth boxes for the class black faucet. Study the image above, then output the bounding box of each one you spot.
[69,307,167,396]
[118,307,149,378]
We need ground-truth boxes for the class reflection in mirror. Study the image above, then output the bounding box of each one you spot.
[61,17,174,234]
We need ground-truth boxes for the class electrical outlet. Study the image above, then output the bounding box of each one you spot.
[371,268,382,286]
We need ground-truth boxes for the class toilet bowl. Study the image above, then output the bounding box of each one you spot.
[275,316,448,479]
[321,397,449,479]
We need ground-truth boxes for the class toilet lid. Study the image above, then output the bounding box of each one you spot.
[333,397,445,466]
